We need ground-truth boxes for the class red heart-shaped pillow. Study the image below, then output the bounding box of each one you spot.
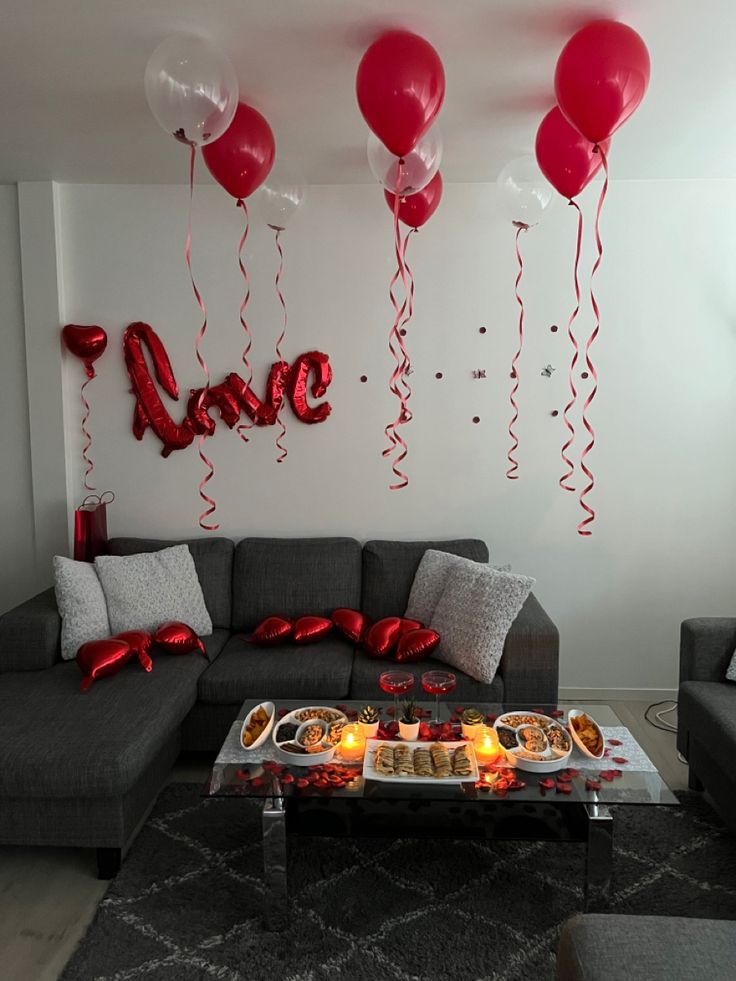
[399,617,423,637]
[332,608,368,643]
[363,616,403,658]
[77,638,133,692]
[293,615,333,644]
[250,616,292,646]
[115,630,154,672]
[154,621,206,657]
[395,628,441,664]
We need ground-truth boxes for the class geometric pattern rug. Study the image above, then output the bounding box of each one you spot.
[60,785,736,981]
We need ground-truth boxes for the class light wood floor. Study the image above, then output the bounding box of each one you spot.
[0,700,688,981]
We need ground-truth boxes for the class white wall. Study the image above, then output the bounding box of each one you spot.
[53,177,736,694]
[0,186,37,613]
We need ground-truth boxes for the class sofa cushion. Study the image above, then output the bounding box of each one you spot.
[679,681,736,776]
[349,647,504,702]
[232,537,361,630]
[53,556,111,660]
[361,539,489,623]
[0,587,61,672]
[0,651,209,799]
[198,634,354,703]
[107,537,234,630]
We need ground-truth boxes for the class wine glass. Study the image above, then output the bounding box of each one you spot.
[379,670,415,725]
[421,670,457,725]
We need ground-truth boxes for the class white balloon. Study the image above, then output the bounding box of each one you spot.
[257,169,306,230]
[367,124,442,196]
[144,34,238,147]
[497,155,553,226]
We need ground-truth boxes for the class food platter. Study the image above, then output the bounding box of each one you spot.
[363,739,479,784]
[271,705,348,766]
[493,711,573,772]
[567,709,605,759]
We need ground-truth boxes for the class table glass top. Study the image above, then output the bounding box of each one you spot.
[204,700,679,807]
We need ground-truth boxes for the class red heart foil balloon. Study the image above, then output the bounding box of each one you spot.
[363,616,403,658]
[399,617,424,637]
[115,630,154,672]
[395,628,441,664]
[77,638,133,692]
[154,621,206,657]
[62,324,108,379]
[293,615,333,644]
[332,608,368,644]
[250,616,292,646]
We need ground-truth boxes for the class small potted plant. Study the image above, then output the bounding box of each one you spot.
[398,699,420,740]
[461,707,484,740]
[358,704,380,738]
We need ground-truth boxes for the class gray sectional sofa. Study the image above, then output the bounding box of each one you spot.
[677,617,736,830]
[0,536,559,877]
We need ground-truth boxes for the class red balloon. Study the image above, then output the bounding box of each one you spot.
[363,616,403,658]
[332,608,368,644]
[535,107,609,200]
[555,20,650,144]
[293,615,333,644]
[287,352,332,424]
[395,628,440,664]
[154,621,206,657]
[399,618,424,637]
[115,630,154,672]
[186,382,241,436]
[202,102,275,200]
[62,324,108,379]
[356,31,445,158]
[77,638,133,692]
[384,171,443,228]
[250,616,292,646]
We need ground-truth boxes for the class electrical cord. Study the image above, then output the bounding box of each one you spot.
[644,699,678,733]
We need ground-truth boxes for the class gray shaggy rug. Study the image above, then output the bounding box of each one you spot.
[61,785,736,981]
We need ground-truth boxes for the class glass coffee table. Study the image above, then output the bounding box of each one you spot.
[204,700,678,929]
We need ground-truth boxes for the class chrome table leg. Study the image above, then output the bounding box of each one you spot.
[584,803,613,911]
[262,794,288,930]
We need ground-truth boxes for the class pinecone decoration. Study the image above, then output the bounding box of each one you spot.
[462,707,483,726]
[358,705,379,725]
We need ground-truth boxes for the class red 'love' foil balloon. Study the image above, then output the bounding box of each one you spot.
[250,616,292,646]
[154,621,206,657]
[77,638,133,692]
[332,608,368,644]
[363,617,403,658]
[293,615,333,644]
[394,628,440,664]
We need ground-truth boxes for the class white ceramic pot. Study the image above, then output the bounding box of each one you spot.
[398,719,420,740]
[461,721,481,741]
[359,720,380,739]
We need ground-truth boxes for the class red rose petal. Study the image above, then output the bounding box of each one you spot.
[386,706,396,716]
[296,778,309,788]
[551,709,564,718]
[585,779,601,791]
[335,704,348,712]
[277,708,288,718]
[539,777,556,790]
[598,769,623,782]
[508,779,526,791]
[532,708,545,715]
[556,781,573,794]
[557,772,573,783]
[251,776,265,787]
[281,773,295,784]
[611,757,629,765]
[566,768,581,778]
[607,738,623,746]
[236,769,250,781]
[486,714,497,724]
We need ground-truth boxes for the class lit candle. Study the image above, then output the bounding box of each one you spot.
[474,725,501,764]
[339,723,366,762]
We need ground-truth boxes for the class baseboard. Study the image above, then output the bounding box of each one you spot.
[559,687,678,702]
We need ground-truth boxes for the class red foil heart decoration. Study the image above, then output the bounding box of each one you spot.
[250,616,292,646]
[293,615,333,644]
[395,628,440,664]
[399,617,423,637]
[363,616,403,658]
[154,621,206,657]
[77,638,133,692]
[332,608,368,643]
[115,630,154,672]
[62,324,108,379]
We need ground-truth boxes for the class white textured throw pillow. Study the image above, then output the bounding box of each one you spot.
[727,650,736,682]
[405,549,510,624]
[95,545,212,636]
[430,565,534,684]
[53,555,112,660]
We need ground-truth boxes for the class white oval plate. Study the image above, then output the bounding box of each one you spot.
[567,709,605,759]
[240,701,275,751]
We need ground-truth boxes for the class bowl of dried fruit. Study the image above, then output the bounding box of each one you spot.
[493,711,572,772]
[567,710,605,759]
[272,705,348,766]
[240,701,275,750]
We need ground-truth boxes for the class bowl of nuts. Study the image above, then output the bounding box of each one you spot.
[493,711,572,772]
[272,705,348,766]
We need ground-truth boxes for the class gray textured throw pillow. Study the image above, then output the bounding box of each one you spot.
[95,545,212,636]
[430,564,534,684]
[53,555,112,660]
[405,549,510,624]
[727,650,736,682]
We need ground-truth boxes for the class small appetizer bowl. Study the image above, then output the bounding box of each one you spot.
[567,709,605,759]
[295,718,329,748]
[240,701,275,751]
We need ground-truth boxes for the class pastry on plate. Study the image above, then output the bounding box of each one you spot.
[452,745,473,776]
[413,747,433,777]
[374,744,395,775]
[430,743,451,778]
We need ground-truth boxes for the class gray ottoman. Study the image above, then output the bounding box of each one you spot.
[557,914,736,980]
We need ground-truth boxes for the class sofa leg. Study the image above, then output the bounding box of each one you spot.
[97,847,122,879]
[688,768,704,792]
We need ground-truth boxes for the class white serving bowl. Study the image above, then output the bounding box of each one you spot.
[567,709,605,759]
[240,701,275,751]
[494,710,572,773]
[276,742,336,767]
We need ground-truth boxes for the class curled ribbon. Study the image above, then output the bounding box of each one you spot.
[236,198,254,444]
[507,222,529,480]
[185,144,219,531]
[272,226,288,464]
[560,200,583,492]
[80,373,96,491]
[578,145,609,536]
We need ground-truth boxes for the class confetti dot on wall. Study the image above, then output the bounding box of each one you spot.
[472,416,480,424]
[479,326,487,334]
[435,372,443,379]
[581,371,589,379]
[360,375,368,383]
[399,328,407,336]
[550,325,558,333]
[551,409,559,417]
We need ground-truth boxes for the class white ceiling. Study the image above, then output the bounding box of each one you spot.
[1,0,734,185]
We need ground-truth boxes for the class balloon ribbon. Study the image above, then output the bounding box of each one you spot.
[383,173,414,490]
[273,227,288,463]
[578,145,609,536]
[186,144,219,530]
[80,372,96,491]
[236,198,253,443]
[506,221,528,480]
[560,200,583,492]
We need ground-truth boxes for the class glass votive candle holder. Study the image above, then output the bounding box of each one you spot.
[339,723,366,762]
[474,725,501,764]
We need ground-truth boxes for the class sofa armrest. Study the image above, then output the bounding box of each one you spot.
[679,618,736,684]
[0,588,61,672]
[498,592,559,704]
